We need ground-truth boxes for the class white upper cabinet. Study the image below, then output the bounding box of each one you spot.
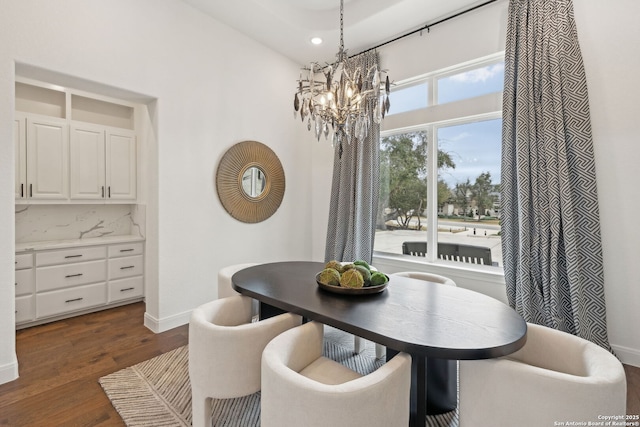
[70,124,106,200]
[14,115,26,199]
[26,116,69,200]
[15,79,138,204]
[70,125,136,201]
[106,130,136,200]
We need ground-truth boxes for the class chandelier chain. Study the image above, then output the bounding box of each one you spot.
[339,0,344,54]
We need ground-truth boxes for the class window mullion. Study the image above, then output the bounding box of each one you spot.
[426,126,438,263]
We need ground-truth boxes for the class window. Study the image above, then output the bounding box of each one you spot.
[374,54,504,268]
[437,62,504,104]
[386,82,429,115]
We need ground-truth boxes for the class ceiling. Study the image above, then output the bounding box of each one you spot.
[180,0,493,65]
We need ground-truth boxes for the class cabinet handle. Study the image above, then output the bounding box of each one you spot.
[108,186,111,198]
[65,273,84,278]
[120,249,134,252]
[65,297,83,303]
[120,287,135,292]
[29,183,32,197]
[21,183,24,198]
[64,255,83,259]
[120,266,135,270]
[102,186,105,198]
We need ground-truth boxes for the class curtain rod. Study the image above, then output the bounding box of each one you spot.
[354,0,499,57]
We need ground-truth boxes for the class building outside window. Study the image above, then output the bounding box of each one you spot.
[374,53,504,268]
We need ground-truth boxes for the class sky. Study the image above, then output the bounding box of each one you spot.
[437,118,502,188]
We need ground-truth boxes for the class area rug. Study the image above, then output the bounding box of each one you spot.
[99,340,458,427]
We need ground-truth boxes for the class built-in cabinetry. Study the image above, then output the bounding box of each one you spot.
[15,253,35,324]
[15,239,144,328]
[15,81,137,203]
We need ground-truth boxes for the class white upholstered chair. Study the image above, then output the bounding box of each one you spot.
[217,262,257,299]
[188,295,301,427]
[391,271,456,287]
[217,263,258,316]
[459,323,627,427]
[261,321,412,427]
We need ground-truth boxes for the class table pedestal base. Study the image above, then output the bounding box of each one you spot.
[387,349,457,426]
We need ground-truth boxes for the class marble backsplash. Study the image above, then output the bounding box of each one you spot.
[15,204,145,244]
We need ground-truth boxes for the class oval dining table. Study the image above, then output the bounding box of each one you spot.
[232,261,527,427]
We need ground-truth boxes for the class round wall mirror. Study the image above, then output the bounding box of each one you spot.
[216,141,285,223]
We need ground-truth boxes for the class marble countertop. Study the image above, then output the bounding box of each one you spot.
[16,235,145,252]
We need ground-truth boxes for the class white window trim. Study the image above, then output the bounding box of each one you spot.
[377,53,505,276]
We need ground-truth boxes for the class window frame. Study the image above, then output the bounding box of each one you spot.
[375,52,504,272]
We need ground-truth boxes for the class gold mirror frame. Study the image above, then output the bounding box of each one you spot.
[216,141,285,223]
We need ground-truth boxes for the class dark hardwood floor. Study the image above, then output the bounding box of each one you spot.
[0,302,638,426]
[0,302,188,426]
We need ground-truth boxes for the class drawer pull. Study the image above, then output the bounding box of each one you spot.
[65,273,84,278]
[120,266,135,270]
[120,287,135,292]
[65,255,83,259]
[120,249,134,252]
[65,297,83,303]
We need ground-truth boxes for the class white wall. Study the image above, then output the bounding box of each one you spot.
[0,0,311,384]
[312,0,640,367]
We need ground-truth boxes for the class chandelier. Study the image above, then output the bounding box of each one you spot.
[293,0,391,154]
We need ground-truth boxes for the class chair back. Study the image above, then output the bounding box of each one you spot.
[402,241,493,265]
[391,271,456,287]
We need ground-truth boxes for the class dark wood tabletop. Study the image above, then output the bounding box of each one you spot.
[232,261,527,360]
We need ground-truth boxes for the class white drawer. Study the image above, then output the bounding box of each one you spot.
[108,242,143,258]
[36,246,106,267]
[15,295,35,324]
[36,282,106,319]
[15,269,35,296]
[36,260,107,292]
[109,255,143,280]
[15,253,34,270]
[108,276,144,303]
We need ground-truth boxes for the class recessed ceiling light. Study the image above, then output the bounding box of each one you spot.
[310,37,323,45]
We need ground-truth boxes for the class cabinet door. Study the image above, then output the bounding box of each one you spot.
[106,130,136,200]
[26,117,69,200]
[15,116,27,199]
[16,295,35,324]
[70,124,106,199]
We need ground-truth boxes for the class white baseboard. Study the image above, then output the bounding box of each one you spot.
[143,309,191,334]
[0,356,19,386]
[612,343,640,368]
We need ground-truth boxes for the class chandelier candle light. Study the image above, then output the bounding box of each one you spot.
[293,0,391,155]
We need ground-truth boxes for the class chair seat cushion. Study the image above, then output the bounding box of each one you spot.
[299,356,362,385]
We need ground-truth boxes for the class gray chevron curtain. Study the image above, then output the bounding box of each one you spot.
[325,51,381,264]
[501,0,611,350]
